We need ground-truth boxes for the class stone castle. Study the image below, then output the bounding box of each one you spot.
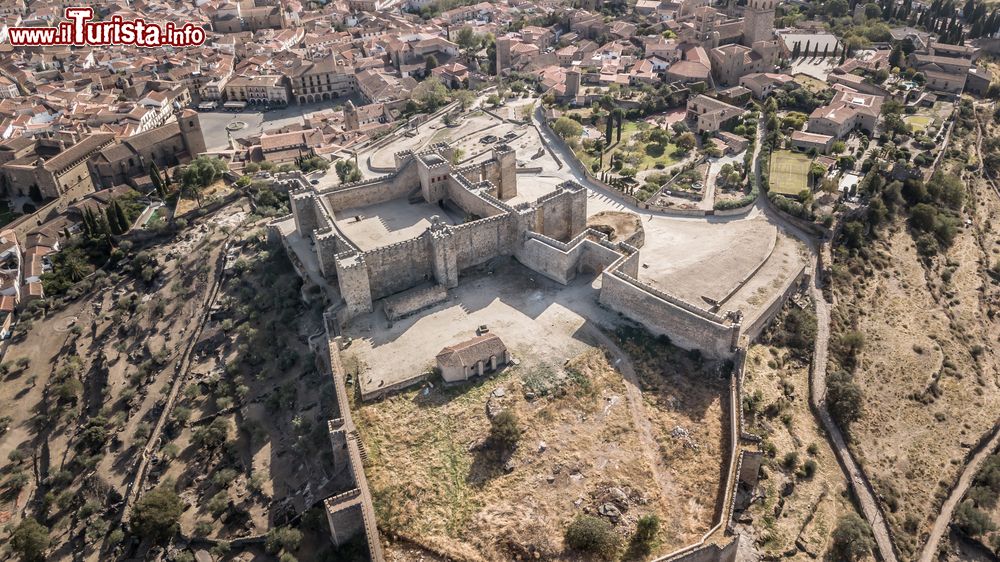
[286,142,586,323]
[282,144,743,358]
[276,143,749,558]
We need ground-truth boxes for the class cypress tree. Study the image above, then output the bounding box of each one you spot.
[605,117,613,144]
[81,208,94,237]
[105,206,121,235]
[114,201,129,233]
[149,163,164,196]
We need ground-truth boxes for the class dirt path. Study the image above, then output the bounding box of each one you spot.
[917,101,1000,562]
[809,251,898,562]
[584,325,677,506]
[918,425,1000,562]
[756,191,899,562]
[119,210,245,526]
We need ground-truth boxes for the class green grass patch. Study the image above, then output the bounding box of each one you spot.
[769,150,812,196]
[904,114,933,133]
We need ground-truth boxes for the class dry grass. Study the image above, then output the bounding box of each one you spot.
[742,344,859,559]
[587,211,643,243]
[358,339,728,561]
[830,204,1000,558]
[175,179,233,217]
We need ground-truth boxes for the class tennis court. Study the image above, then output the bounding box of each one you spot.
[769,150,812,196]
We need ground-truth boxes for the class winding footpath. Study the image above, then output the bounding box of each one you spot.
[918,102,1000,562]
[751,113,898,561]
[807,266,898,562]
[584,325,678,508]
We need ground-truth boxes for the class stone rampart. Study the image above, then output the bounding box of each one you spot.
[324,172,411,211]
[446,178,505,218]
[654,537,740,562]
[363,233,434,300]
[383,284,449,321]
[600,271,738,358]
[741,263,808,341]
[450,213,517,270]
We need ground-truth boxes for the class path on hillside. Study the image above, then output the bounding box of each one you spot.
[584,325,677,508]
[119,210,244,525]
[917,102,1000,562]
[804,242,898,562]
[919,424,1000,562]
[756,181,899,561]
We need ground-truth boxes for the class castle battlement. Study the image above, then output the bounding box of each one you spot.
[448,212,512,233]
[323,173,396,193]
[362,232,429,257]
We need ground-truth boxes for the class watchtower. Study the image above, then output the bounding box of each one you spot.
[743,0,777,46]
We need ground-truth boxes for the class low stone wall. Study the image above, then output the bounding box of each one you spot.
[741,263,808,342]
[654,536,741,562]
[599,270,738,359]
[712,199,758,216]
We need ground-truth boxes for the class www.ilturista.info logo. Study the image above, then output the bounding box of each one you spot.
[7,8,206,47]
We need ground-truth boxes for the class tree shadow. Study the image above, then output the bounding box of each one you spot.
[466,439,514,488]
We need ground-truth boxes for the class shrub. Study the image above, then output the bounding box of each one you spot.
[628,514,660,556]
[564,515,618,559]
[131,486,183,544]
[831,513,874,562]
[797,459,818,479]
[782,451,799,471]
[827,370,864,428]
[266,526,303,554]
[954,500,997,537]
[12,518,50,562]
[489,410,521,453]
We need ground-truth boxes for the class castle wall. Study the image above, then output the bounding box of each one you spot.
[451,214,516,271]
[599,270,738,358]
[291,192,319,238]
[326,501,364,546]
[316,230,341,278]
[535,187,587,241]
[364,234,435,299]
[516,236,583,285]
[515,230,625,285]
[323,162,419,211]
[445,178,505,218]
[336,254,374,317]
[657,537,740,562]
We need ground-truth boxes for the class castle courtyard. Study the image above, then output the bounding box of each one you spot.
[343,258,608,398]
[334,198,461,251]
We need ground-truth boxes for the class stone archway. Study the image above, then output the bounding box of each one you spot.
[322,92,331,101]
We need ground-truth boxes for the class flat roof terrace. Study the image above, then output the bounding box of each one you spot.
[333,198,459,251]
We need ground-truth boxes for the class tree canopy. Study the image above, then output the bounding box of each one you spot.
[131,486,184,544]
